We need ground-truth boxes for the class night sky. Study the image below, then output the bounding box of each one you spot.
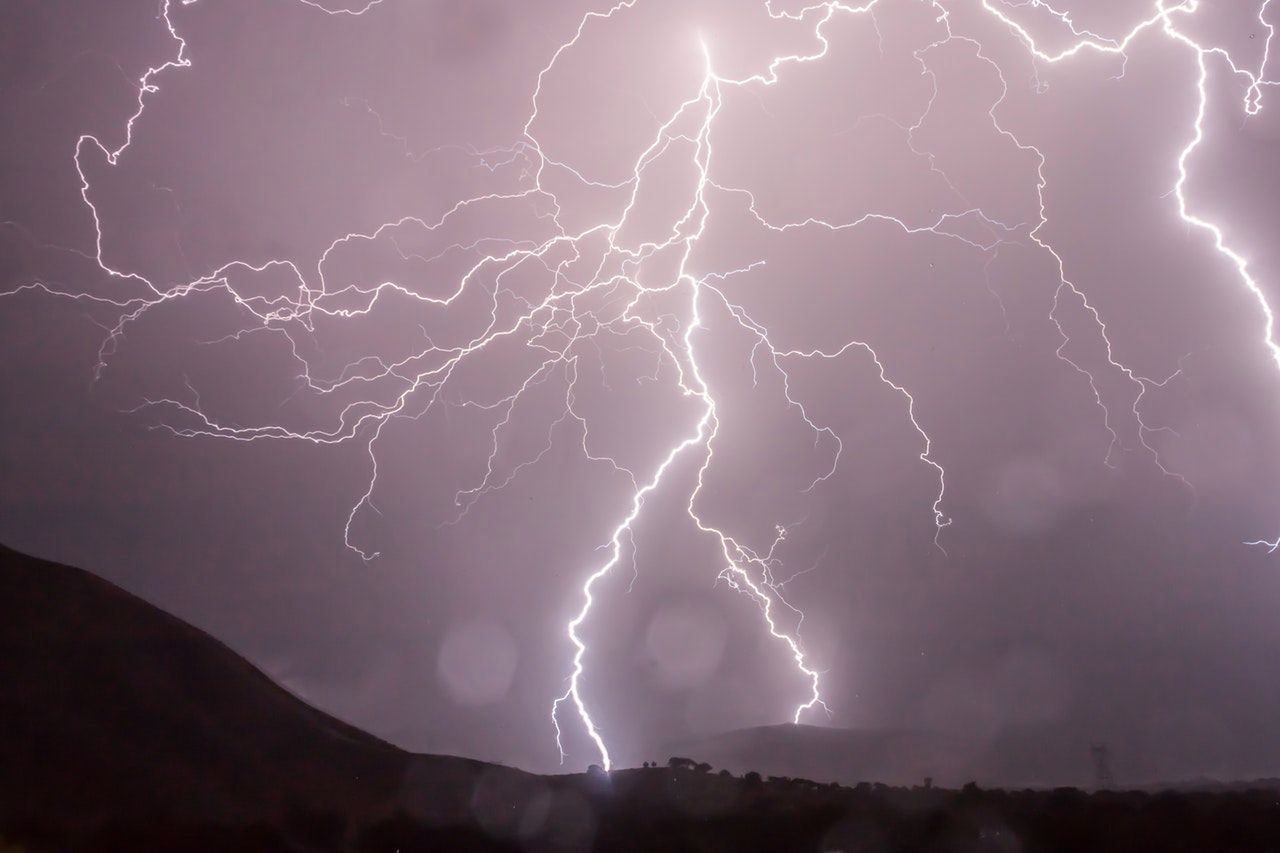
[5,0,1280,784]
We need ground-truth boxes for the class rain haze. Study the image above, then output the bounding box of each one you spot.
[5,0,1280,789]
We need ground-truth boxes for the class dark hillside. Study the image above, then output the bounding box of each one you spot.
[5,543,1280,852]
[0,543,408,825]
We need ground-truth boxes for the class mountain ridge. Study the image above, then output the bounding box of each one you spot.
[0,541,501,828]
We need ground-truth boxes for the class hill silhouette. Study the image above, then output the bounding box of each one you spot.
[6,542,1280,852]
[0,543,531,839]
[664,721,1099,790]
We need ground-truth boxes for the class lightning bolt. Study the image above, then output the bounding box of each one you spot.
[971,0,1279,539]
[6,0,1280,772]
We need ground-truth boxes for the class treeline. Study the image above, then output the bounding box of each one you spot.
[7,761,1280,851]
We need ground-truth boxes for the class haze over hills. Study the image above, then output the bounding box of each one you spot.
[664,722,1098,790]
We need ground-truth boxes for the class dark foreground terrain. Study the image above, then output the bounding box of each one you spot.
[4,543,1280,852]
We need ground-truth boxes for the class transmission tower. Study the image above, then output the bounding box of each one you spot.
[1090,743,1115,790]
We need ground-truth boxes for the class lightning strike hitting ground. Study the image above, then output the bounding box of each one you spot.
[6,0,1280,770]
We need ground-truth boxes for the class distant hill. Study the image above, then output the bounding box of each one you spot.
[664,722,1098,789]
[0,543,526,833]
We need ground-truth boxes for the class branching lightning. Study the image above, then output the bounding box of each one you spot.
[7,0,1280,769]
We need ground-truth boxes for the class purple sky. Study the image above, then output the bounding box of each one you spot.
[5,0,1280,783]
